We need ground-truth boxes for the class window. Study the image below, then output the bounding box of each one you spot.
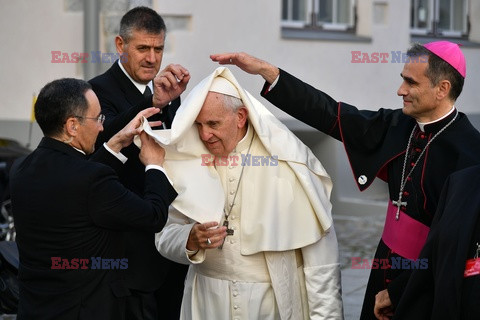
[282,0,355,31]
[411,0,468,37]
[282,0,308,27]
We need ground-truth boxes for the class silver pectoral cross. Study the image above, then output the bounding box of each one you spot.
[223,220,235,236]
[392,193,407,220]
[218,220,234,250]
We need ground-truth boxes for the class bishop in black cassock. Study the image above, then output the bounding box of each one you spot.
[210,41,480,319]
[260,70,480,320]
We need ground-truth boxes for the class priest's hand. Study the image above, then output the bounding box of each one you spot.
[374,289,394,320]
[106,107,161,152]
[210,52,280,84]
[152,64,190,108]
[138,131,166,167]
[187,222,227,251]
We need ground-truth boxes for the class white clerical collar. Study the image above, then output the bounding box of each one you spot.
[117,60,153,94]
[72,146,86,155]
[232,122,253,154]
[417,106,455,132]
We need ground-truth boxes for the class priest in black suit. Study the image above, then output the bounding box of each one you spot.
[88,7,190,320]
[10,78,177,319]
[211,42,480,319]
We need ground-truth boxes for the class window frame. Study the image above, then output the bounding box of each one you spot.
[281,0,356,32]
[410,0,469,38]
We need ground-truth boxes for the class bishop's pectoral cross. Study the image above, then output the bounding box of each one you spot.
[392,192,407,220]
[218,220,235,249]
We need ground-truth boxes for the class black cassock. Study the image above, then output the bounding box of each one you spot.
[261,69,480,319]
[394,165,480,320]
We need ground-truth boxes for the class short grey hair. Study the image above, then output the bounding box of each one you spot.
[221,95,244,112]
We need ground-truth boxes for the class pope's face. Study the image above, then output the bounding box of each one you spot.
[194,92,248,157]
[116,29,165,84]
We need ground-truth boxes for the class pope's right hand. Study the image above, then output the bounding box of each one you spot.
[187,222,227,251]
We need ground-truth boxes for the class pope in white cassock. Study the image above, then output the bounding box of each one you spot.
[148,67,343,319]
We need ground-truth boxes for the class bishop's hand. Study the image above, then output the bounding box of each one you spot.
[374,289,394,320]
[210,52,280,84]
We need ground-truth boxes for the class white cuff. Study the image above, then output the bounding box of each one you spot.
[103,142,128,164]
[186,248,198,255]
[187,248,206,263]
[268,74,280,91]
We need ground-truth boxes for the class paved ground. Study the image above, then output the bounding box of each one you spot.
[335,214,385,320]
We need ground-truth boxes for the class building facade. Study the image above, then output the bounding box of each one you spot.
[1,0,479,217]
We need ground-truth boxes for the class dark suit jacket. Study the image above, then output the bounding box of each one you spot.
[89,61,181,291]
[10,137,177,320]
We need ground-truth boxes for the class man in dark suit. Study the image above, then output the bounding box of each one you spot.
[10,78,177,319]
[89,6,190,320]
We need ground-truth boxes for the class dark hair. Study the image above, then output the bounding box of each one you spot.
[407,43,464,101]
[119,6,166,43]
[35,78,91,137]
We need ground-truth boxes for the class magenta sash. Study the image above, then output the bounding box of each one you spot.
[381,201,430,260]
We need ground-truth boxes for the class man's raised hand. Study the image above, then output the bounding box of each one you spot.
[210,52,280,84]
[153,64,190,108]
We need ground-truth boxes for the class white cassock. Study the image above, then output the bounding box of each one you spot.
[143,67,343,319]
